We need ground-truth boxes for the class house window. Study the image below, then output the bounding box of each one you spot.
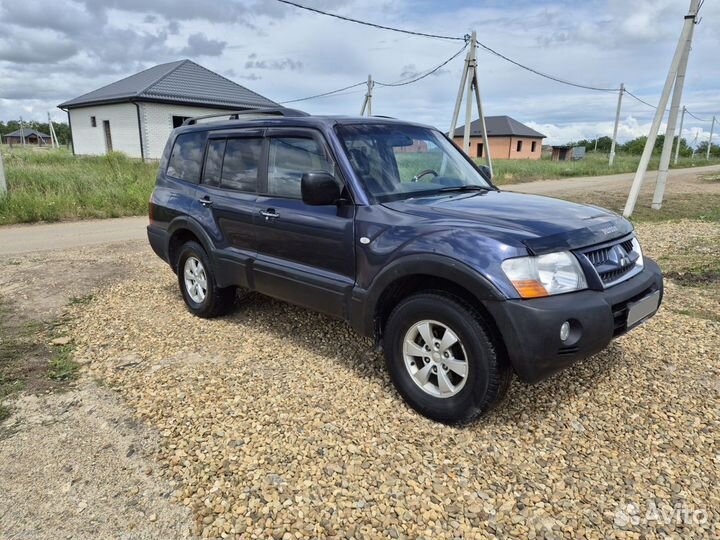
[90,116,97,127]
[516,140,523,152]
[172,115,192,128]
[476,143,483,157]
[531,141,537,152]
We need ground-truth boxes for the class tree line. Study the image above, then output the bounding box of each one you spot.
[0,119,71,145]
[571,135,720,158]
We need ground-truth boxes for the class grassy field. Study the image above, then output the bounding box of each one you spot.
[489,151,720,185]
[0,146,719,225]
[0,147,157,225]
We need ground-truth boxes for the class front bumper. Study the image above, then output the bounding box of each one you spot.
[485,258,663,383]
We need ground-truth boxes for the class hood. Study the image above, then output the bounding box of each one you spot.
[382,190,633,254]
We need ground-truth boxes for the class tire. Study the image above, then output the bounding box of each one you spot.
[176,241,236,318]
[383,292,511,424]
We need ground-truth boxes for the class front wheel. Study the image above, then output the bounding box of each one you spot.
[383,292,510,424]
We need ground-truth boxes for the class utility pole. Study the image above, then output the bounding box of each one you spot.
[0,148,6,198]
[19,116,26,146]
[623,0,699,217]
[48,112,59,148]
[360,74,374,116]
[609,83,624,166]
[651,10,696,211]
[673,106,686,164]
[707,116,716,160]
[448,31,493,175]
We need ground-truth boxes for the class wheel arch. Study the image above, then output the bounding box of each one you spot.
[166,217,216,272]
[358,254,506,345]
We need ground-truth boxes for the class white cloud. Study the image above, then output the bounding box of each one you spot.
[0,0,716,147]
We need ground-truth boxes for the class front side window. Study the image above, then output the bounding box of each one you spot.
[335,124,491,202]
[167,132,207,183]
[267,137,334,198]
[221,138,262,192]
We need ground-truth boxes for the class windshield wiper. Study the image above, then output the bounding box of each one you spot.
[437,185,492,193]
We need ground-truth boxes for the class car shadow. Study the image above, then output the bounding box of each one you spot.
[171,285,627,426]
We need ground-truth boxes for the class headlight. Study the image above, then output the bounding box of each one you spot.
[501,251,587,298]
[631,237,644,268]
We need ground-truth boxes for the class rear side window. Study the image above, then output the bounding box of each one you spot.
[167,132,206,183]
[221,138,262,192]
[202,139,226,187]
[267,137,334,198]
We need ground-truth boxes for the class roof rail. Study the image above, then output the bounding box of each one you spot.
[183,107,310,126]
[372,115,396,119]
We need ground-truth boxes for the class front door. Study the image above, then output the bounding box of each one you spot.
[103,120,113,152]
[194,132,263,289]
[253,129,355,319]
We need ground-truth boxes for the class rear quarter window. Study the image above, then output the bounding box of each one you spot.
[166,132,207,184]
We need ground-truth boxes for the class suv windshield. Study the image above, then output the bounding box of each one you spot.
[335,123,492,202]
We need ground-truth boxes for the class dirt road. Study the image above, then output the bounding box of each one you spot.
[1,164,718,256]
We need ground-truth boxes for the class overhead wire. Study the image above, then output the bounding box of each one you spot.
[375,44,468,87]
[275,0,464,42]
[279,81,367,104]
[274,0,715,122]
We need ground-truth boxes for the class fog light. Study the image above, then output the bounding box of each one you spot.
[560,321,571,342]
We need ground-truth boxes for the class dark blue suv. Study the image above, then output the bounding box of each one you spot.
[148,108,663,424]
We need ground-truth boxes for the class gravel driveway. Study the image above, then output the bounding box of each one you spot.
[67,220,719,539]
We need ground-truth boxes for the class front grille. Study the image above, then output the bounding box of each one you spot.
[581,235,641,287]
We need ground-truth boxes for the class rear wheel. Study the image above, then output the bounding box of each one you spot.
[383,292,510,424]
[177,241,236,318]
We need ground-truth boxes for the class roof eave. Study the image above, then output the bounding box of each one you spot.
[58,96,274,111]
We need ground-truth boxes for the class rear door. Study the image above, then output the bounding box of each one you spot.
[194,130,264,289]
[253,128,356,318]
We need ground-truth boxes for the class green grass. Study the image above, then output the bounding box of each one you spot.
[0,147,157,225]
[488,152,720,185]
[563,191,720,223]
[48,342,79,381]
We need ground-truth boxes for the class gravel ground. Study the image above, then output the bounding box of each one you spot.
[69,220,719,539]
[0,382,193,539]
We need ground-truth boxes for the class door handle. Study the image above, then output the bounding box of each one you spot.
[198,196,213,207]
[260,209,280,219]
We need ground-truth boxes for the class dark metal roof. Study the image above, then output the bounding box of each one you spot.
[4,128,50,138]
[453,115,546,139]
[58,59,277,110]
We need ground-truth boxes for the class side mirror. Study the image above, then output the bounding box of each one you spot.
[301,172,341,205]
[479,165,492,180]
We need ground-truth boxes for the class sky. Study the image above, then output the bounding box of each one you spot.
[0,0,718,145]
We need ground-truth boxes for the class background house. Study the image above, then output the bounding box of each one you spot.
[58,59,277,160]
[453,116,545,160]
[3,128,51,146]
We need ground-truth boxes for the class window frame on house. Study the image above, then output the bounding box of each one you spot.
[90,116,97,128]
[172,115,192,129]
[516,140,523,152]
[531,140,537,152]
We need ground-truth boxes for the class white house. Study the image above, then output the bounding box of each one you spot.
[58,59,277,160]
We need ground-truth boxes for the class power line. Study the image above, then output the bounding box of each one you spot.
[473,44,619,92]
[279,81,366,104]
[686,110,710,122]
[376,44,468,87]
[624,89,658,109]
[275,0,465,42]
[625,89,712,122]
